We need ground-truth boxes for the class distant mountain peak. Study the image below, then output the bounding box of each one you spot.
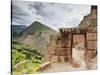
[33,21,41,24]
[21,21,57,35]
[17,21,58,53]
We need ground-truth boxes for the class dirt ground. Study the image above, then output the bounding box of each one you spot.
[42,60,96,73]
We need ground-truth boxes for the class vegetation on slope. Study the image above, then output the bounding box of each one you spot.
[12,41,42,75]
[18,21,58,53]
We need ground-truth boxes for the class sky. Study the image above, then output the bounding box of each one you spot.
[12,1,91,31]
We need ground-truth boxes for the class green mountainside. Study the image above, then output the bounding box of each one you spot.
[12,41,42,74]
[18,21,58,53]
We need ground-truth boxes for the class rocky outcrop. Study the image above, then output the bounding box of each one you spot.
[79,6,97,33]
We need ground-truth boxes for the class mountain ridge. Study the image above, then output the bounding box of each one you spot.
[12,25,27,38]
[18,21,58,53]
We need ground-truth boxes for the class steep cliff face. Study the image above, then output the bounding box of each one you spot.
[79,6,97,32]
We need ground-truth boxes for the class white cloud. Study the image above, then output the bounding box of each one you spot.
[12,1,91,31]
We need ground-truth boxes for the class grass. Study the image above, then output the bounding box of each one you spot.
[12,41,42,75]
[12,61,40,75]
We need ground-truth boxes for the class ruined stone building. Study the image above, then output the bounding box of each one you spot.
[43,6,97,64]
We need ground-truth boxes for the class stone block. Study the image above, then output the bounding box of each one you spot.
[87,33,97,40]
[67,34,72,40]
[67,40,71,47]
[87,41,97,50]
[59,56,65,63]
[48,48,56,54]
[61,40,71,48]
[56,48,66,56]
[51,55,58,63]
[85,50,97,61]
[62,48,71,55]
[66,56,72,63]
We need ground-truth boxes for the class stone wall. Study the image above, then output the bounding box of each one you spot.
[43,6,97,64]
[43,34,72,63]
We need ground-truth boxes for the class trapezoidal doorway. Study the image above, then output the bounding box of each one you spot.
[71,34,86,65]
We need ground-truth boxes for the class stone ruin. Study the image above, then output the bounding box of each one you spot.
[43,6,97,65]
